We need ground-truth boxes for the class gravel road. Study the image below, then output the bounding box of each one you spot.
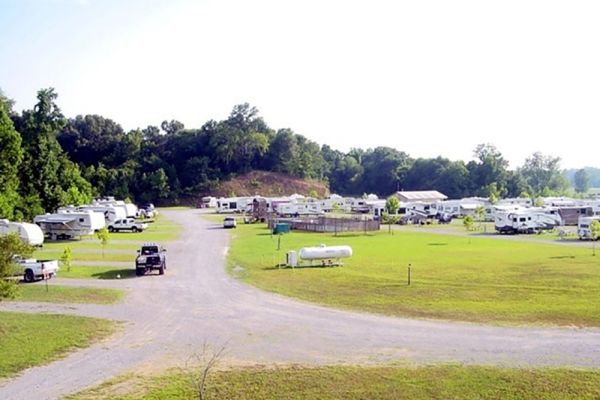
[1,209,599,400]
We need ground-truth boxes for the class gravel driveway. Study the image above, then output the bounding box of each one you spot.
[1,209,599,400]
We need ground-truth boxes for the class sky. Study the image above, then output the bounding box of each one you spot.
[1,0,599,169]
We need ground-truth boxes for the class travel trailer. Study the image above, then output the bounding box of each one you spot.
[557,206,594,226]
[93,197,137,218]
[216,197,251,213]
[277,201,324,216]
[577,216,600,240]
[199,196,218,208]
[494,208,561,234]
[0,220,44,246]
[34,210,106,240]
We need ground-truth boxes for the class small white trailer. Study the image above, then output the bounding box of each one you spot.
[0,220,45,246]
[577,216,600,240]
[495,208,561,234]
[34,210,106,240]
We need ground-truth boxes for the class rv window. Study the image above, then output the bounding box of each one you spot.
[230,202,237,209]
[581,224,589,228]
[528,217,531,220]
[79,218,84,222]
[519,217,526,222]
[513,218,517,222]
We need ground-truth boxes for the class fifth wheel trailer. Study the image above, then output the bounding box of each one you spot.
[494,208,561,234]
[34,210,106,240]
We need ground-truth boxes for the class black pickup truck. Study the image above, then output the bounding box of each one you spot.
[135,243,167,276]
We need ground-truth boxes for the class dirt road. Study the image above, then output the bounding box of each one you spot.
[1,209,599,400]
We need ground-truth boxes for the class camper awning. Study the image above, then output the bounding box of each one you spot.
[34,215,76,224]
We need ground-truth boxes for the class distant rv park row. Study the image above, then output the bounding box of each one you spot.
[0,197,155,246]
[200,193,600,239]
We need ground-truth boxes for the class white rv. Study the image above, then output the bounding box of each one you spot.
[278,201,324,216]
[0,220,45,246]
[495,208,561,234]
[200,196,218,208]
[93,198,135,218]
[216,197,251,213]
[577,216,600,240]
[34,210,106,240]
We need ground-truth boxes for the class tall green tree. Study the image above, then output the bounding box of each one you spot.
[467,144,509,197]
[520,152,568,195]
[13,89,92,217]
[0,96,23,219]
[574,169,589,193]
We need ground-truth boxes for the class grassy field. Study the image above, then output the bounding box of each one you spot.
[67,365,600,400]
[30,212,182,280]
[0,312,115,378]
[14,284,123,304]
[60,265,136,280]
[229,223,600,326]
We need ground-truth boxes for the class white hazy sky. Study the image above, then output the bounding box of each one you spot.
[1,0,599,169]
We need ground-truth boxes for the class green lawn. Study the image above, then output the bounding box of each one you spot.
[229,224,600,326]
[66,365,600,400]
[14,284,124,304]
[60,265,136,280]
[0,312,115,378]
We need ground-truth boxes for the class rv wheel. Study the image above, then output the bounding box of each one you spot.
[132,226,138,233]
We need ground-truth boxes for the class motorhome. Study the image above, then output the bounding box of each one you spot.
[494,208,561,234]
[34,210,106,240]
[0,220,44,246]
[577,216,600,240]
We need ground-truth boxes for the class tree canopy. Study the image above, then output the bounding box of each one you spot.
[0,88,583,221]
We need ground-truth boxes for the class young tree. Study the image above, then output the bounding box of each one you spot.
[60,246,73,272]
[474,206,486,229]
[96,227,110,258]
[386,196,400,215]
[0,233,34,299]
[463,215,474,231]
[574,169,589,193]
[590,220,600,256]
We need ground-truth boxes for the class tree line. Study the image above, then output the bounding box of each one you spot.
[0,88,587,221]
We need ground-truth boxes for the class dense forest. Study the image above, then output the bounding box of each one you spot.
[0,88,590,221]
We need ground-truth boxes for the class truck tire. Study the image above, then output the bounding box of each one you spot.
[158,263,165,275]
[24,269,35,283]
[108,226,115,233]
[132,226,138,233]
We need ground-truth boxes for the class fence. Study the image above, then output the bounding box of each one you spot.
[268,216,380,233]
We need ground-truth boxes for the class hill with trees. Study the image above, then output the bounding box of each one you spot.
[0,87,587,221]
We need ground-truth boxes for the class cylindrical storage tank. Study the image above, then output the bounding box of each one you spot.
[299,245,353,260]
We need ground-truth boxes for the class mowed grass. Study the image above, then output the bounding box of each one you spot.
[0,312,115,378]
[30,213,182,278]
[14,284,123,304]
[66,365,600,400]
[229,224,600,326]
[60,266,136,280]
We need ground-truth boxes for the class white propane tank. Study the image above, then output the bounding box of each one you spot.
[299,245,353,260]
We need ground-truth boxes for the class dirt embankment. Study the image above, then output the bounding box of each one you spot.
[210,170,330,198]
